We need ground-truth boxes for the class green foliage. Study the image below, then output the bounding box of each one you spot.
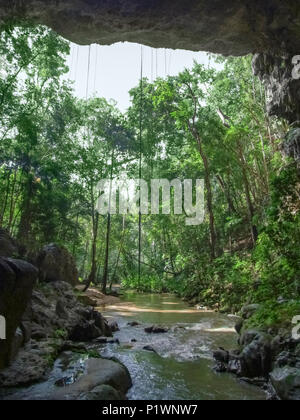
[244,301,300,329]
[53,329,68,340]
[122,274,165,293]
[0,25,299,331]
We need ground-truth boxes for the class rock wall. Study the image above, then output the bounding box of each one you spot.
[253,53,300,124]
[0,258,37,370]
[0,281,113,387]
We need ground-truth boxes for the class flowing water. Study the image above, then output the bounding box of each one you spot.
[1,291,266,400]
[99,291,266,400]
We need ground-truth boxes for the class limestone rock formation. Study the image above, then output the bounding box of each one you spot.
[253,53,300,124]
[0,258,37,369]
[36,244,78,286]
[1,1,300,124]
[282,128,300,163]
[0,281,113,387]
[0,1,300,56]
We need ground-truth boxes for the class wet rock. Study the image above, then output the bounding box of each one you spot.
[214,331,273,379]
[94,337,108,344]
[127,321,140,327]
[270,367,300,400]
[0,258,37,369]
[109,320,120,333]
[213,348,229,364]
[227,356,243,376]
[240,331,272,378]
[143,346,158,354]
[275,351,300,369]
[50,358,132,400]
[213,361,227,373]
[91,311,112,338]
[60,341,88,353]
[0,342,53,387]
[69,321,102,342]
[36,244,78,286]
[108,339,120,345]
[239,377,267,388]
[145,325,169,334]
[80,384,125,401]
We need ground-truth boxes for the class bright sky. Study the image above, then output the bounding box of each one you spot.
[66,42,215,113]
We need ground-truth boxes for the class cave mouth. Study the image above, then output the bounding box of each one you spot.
[1,1,300,56]
[1,1,299,123]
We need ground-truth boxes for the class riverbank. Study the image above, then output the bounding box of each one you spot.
[0,279,131,400]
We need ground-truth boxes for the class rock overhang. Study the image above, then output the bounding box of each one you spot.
[0,0,300,56]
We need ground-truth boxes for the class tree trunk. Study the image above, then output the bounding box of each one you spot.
[195,134,217,260]
[0,169,12,227]
[17,173,34,249]
[83,211,99,292]
[237,140,258,245]
[102,148,115,294]
[109,215,126,290]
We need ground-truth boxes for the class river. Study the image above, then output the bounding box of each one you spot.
[0,291,266,400]
[99,291,266,400]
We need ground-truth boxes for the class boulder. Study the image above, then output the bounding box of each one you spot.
[240,331,272,378]
[214,330,273,379]
[109,320,120,333]
[80,384,125,401]
[0,229,17,257]
[69,321,102,342]
[50,358,132,400]
[0,340,55,387]
[270,367,300,400]
[36,244,78,286]
[213,348,229,364]
[145,325,169,334]
[127,321,140,327]
[0,258,37,369]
